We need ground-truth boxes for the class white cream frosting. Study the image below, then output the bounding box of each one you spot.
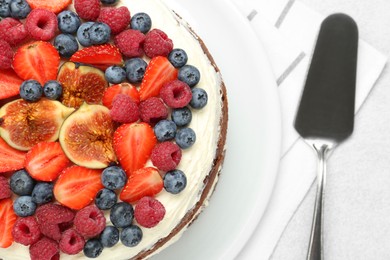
[0,0,224,259]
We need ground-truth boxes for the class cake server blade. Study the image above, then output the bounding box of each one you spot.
[294,13,358,260]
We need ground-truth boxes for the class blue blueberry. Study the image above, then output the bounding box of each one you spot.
[130,12,152,33]
[43,80,63,100]
[0,0,11,17]
[178,65,201,87]
[110,202,134,228]
[31,182,54,204]
[164,169,187,194]
[20,80,43,102]
[77,22,94,47]
[171,107,192,127]
[9,0,30,19]
[125,58,147,83]
[83,239,103,258]
[190,88,208,109]
[57,10,81,34]
[175,128,196,149]
[101,166,126,190]
[100,0,117,4]
[13,196,37,217]
[89,22,111,45]
[95,188,117,210]
[120,225,143,247]
[100,226,119,248]
[168,49,188,68]
[54,34,79,58]
[105,66,126,84]
[154,120,177,142]
[10,170,35,196]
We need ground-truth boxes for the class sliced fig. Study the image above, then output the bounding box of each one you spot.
[57,62,108,108]
[59,102,116,169]
[0,99,75,151]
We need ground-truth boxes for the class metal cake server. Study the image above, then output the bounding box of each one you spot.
[294,13,358,260]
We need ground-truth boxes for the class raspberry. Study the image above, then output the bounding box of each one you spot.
[0,18,29,46]
[98,6,130,35]
[74,205,106,238]
[59,229,85,255]
[0,40,13,70]
[74,0,101,21]
[12,216,41,246]
[0,175,11,199]
[25,9,58,41]
[114,29,146,58]
[160,80,192,108]
[143,29,173,58]
[110,94,140,123]
[150,142,182,171]
[29,237,59,260]
[139,97,168,125]
[134,196,165,228]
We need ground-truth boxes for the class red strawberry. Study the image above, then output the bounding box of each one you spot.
[25,142,71,182]
[26,0,72,14]
[0,69,24,100]
[12,41,60,85]
[0,198,17,248]
[0,137,26,173]
[139,56,178,101]
[70,44,123,71]
[120,167,163,203]
[53,165,104,210]
[113,122,157,177]
[102,82,140,109]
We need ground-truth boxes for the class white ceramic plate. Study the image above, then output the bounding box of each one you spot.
[153,0,282,259]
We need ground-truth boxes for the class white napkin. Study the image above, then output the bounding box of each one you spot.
[230,0,388,259]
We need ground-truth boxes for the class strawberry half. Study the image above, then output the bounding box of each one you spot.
[0,198,17,248]
[70,44,123,71]
[0,137,26,173]
[25,142,71,182]
[139,56,178,101]
[113,122,157,177]
[26,0,72,14]
[54,165,103,210]
[120,167,163,203]
[102,82,140,109]
[12,41,60,85]
[0,69,24,100]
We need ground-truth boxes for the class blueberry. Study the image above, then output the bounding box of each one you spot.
[168,49,188,68]
[190,88,208,109]
[178,65,201,87]
[110,202,134,228]
[124,58,147,83]
[171,107,192,127]
[13,196,37,217]
[54,34,79,58]
[43,80,63,100]
[83,239,103,258]
[153,120,177,142]
[164,169,187,194]
[9,0,30,19]
[100,0,117,4]
[89,22,111,45]
[130,12,152,33]
[95,188,117,210]
[57,10,81,34]
[104,65,126,84]
[31,182,54,205]
[20,80,43,102]
[175,128,196,149]
[120,225,143,247]
[100,226,119,248]
[10,169,35,196]
[0,0,11,17]
[101,166,127,190]
[77,22,94,47]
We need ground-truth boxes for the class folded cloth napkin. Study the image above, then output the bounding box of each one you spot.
[230,0,387,259]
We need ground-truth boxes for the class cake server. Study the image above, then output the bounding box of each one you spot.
[294,13,358,260]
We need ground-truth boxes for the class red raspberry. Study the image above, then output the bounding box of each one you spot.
[59,229,85,255]
[74,205,106,238]
[25,9,58,41]
[0,40,13,70]
[98,6,130,35]
[143,29,173,58]
[160,80,192,108]
[134,196,165,228]
[139,97,168,125]
[0,18,29,46]
[74,0,101,21]
[151,142,182,171]
[110,94,140,123]
[29,237,59,260]
[0,175,11,199]
[114,29,146,58]
[12,217,41,246]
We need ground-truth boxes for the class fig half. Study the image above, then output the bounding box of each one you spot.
[59,102,116,169]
